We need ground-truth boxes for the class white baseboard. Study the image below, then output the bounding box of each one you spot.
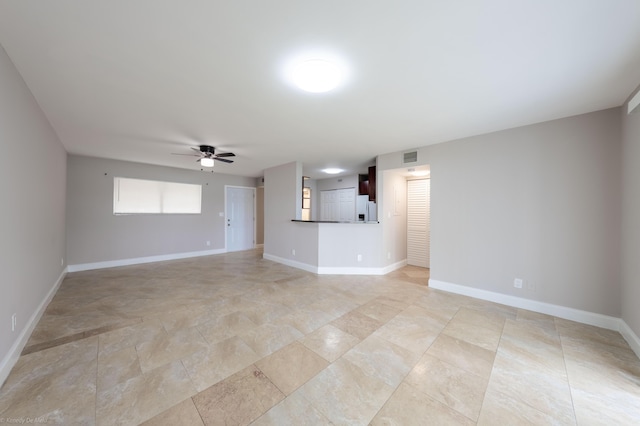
[68,249,226,272]
[429,279,621,330]
[619,320,640,359]
[0,268,66,387]
[262,253,318,274]
[381,259,408,275]
[263,254,408,276]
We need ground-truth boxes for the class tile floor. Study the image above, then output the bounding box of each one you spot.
[1,249,639,425]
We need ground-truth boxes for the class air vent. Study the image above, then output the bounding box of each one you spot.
[403,151,418,164]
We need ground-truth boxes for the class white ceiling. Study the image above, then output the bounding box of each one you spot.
[1,1,639,179]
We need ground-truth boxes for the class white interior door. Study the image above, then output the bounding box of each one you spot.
[226,186,255,252]
[407,179,430,267]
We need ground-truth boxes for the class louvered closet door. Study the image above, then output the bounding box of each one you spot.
[407,179,430,268]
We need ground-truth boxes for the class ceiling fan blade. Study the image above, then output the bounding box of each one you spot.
[214,157,234,163]
[172,153,201,157]
[214,152,235,158]
[190,147,202,153]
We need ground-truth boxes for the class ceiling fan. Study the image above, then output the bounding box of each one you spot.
[172,145,235,167]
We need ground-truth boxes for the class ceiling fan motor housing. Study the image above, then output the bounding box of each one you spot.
[199,145,215,156]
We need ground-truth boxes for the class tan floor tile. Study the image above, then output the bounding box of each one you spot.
[373,312,442,355]
[499,320,567,379]
[487,352,575,423]
[252,391,333,425]
[405,353,488,421]
[442,317,502,351]
[97,345,142,392]
[563,348,640,403]
[373,295,411,310]
[331,310,385,340]
[477,388,565,426]
[463,299,518,320]
[191,365,285,426]
[427,334,496,379]
[196,311,257,345]
[515,309,557,331]
[354,300,402,323]
[555,317,630,350]
[136,326,208,373]
[181,336,260,392]
[159,305,215,333]
[412,296,460,324]
[99,319,166,357]
[140,398,204,426]
[256,341,329,395]
[343,335,420,388]
[4,336,98,388]
[298,357,394,425]
[571,386,640,425]
[241,301,292,325]
[311,297,360,319]
[299,323,361,362]
[371,382,475,426]
[453,307,506,332]
[0,355,97,425]
[96,360,196,426]
[4,251,638,425]
[275,306,336,335]
[238,322,304,358]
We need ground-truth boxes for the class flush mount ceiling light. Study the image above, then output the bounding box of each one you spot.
[291,59,345,93]
[284,51,349,93]
[200,158,214,168]
[322,168,343,174]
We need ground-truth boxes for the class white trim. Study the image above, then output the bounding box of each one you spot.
[381,259,408,275]
[317,266,386,275]
[262,254,408,276]
[619,320,640,359]
[263,253,318,274]
[0,269,66,387]
[68,249,226,272]
[429,279,621,331]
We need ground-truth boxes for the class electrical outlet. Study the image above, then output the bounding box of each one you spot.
[61,258,64,266]
[357,254,362,262]
[514,278,523,289]
[206,241,211,246]
[291,249,296,256]
[387,252,391,260]
[11,314,16,332]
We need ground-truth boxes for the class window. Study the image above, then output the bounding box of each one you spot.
[113,177,202,214]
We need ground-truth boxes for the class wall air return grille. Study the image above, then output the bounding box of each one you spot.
[403,151,418,164]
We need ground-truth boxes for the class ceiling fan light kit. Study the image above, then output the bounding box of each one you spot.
[200,157,214,167]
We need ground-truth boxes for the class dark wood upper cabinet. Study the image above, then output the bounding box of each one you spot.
[358,174,369,195]
[368,166,376,202]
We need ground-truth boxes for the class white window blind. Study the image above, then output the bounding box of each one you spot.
[113,177,202,214]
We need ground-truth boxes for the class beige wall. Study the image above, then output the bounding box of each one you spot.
[0,44,67,382]
[264,162,319,264]
[621,87,640,337]
[379,108,622,316]
[66,155,255,266]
